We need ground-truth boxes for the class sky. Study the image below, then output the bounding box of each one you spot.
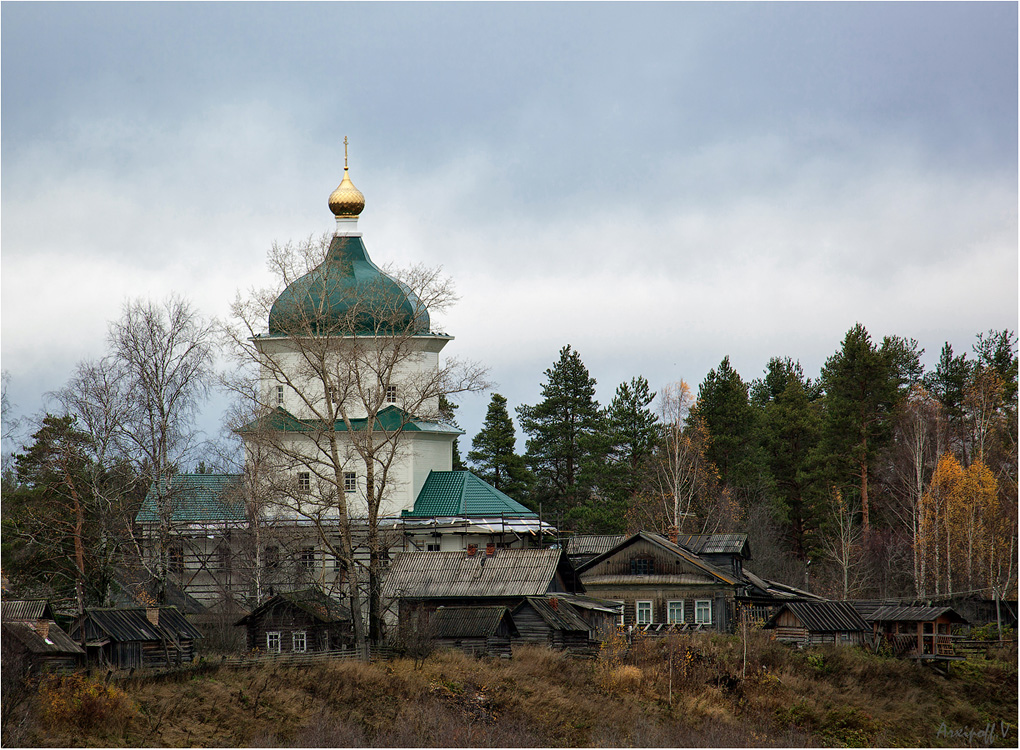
[2,2,1017,464]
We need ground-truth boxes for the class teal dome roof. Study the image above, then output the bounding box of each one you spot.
[268,235,430,336]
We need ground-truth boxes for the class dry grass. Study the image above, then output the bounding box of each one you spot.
[11,636,1017,748]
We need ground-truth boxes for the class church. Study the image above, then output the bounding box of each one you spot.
[135,146,552,611]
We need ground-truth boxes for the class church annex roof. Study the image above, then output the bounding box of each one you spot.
[402,470,537,518]
[237,405,461,436]
[136,474,245,524]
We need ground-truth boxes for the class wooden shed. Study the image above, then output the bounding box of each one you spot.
[235,588,353,654]
[69,606,203,670]
[763,601,870,647]
[1,600,84,673]
[864,605,969,660]
[431,606,518,657]
[511,596,594,653]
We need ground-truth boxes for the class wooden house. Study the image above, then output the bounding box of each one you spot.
[1,600,84,673]
[511,596,593,653]
[431,606,518,657]
[235,588,353,653]
[863,605,968,660]
[575,531,742,632]
[763,601,870,647]
[69,606,203,670]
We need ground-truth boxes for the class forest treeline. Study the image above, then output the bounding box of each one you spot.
[465,325,1018,601]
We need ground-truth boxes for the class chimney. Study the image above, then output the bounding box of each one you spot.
[549,597,559,611]
[35,619,50,640]
[668,526,679,545]
[467,544,478,557]
[486,543,496,556]
[146,607,160,627]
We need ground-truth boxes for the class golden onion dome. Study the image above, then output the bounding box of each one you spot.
[328,137,365,217]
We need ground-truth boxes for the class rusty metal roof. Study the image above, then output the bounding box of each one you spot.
[1,599,54,622]
[384,548,571,600]
[2,621,85,655]
[865,605,969,624]
[431,606,518,638]
[764,601,869,633]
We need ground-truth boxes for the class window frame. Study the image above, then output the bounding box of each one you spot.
[297,471,311,493]
[300,546,317,570]
[264,545,279,570]
[292,631,307,653]
[629,557,653,575]
[266,631,281,653]
[635,600,654,625]
[385,385,398,403]
[695,599,712,625]
[667,600,685,624]
[614,600,625,627]
[343,471,357,493]
[276,385,285,406]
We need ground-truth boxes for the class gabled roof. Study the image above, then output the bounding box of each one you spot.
[236,589,351,626]
[402,471,537,518]
[575,531,738,585]
[136,474,245,524]
[565,535,626,562]
[431,606,519,638]
[741,569,825,602]
[238,405,461,436]
[2,620,85,655]
[384,548,579,600]
[865,605,969,625]
[72,607,203,644]
[764,601,869,633]
[1,599,55,622]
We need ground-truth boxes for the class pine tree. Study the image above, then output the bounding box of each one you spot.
[468,393,530,499]
[517,345,603,522]
[594,377,659,501]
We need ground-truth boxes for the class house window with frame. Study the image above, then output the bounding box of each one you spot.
[300,546,317,570]
[292,631,307,653]
[426,543,441,552]
[614,601,625,627]
[297,472,311,493]
[264,545,279,570]
[266,632,281,653]
[169,542,185,576]
[695,599,712,625]
[327,385,340,404]
[276,385,285,406]
[385,385,397,403]
[343,472,357,493]
[667,600,684,624]
[630,557,653,575]
[636,600,653,625]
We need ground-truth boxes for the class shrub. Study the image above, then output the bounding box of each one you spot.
[38,674,136,734]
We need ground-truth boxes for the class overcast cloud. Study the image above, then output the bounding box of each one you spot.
[2,2,1016,460]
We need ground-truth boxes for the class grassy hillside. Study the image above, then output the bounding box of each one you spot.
[6,632,1017,747]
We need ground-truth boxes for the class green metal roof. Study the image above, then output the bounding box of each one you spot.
[268,234,429,336]
[136,474,245,524]
[402,470,537,518]
[238,405,461,436]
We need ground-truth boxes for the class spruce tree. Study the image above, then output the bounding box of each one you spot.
[468,393,530,498]
[517,345,602,521]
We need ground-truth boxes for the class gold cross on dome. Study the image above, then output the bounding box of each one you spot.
[344,136,349,169]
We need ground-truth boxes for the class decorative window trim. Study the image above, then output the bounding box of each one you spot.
[292,631,307,653]
[266,631,281,653]
[636,600,653,625]
[695,599,712,625]
[667,600,685,624]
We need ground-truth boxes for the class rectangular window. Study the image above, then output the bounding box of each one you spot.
[266,632,281,653]
[630,558,653,575]
[327,385,340,403]
[300,546,316,570]
[264,545,279,570]
[636,600,653,625]
[276,385,284,406]
[385,385,397,403]
[169,542,184,575]
[667,601,684,624]
[292,631,307,653]
[695,599,712,625]
[297,472,311,493]
[344,472,357,493]
[426,543,441,552]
